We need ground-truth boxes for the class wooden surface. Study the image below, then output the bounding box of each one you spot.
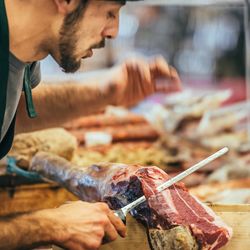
[219,212,250,250]
[0,185,249,249]
[100,204,250,250]
[100,215,151,250]
[208,203,250,212]
[0,184,77,216]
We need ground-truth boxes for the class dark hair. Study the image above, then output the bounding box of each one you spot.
[65,0,126,26]
[64,0,88,26]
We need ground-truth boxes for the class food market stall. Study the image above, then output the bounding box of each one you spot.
[1,0,250,249]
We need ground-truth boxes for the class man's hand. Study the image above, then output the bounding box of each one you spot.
[110,56,181,107]
[0,201,125,250]
[45,201,126,250]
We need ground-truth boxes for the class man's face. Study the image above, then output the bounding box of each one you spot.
[56,1,123,73]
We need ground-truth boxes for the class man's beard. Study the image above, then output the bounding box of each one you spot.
[58,4,106,73]
[58,2,87,73]
[59,28,81,73]
[58,31,79,73]
[58,32,105,73]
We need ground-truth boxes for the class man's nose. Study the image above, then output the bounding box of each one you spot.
[101,20,119,39]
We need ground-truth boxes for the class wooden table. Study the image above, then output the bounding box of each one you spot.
[1,184,249,250]
[99,204,250,250]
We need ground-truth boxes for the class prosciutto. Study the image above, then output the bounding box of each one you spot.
[30,152,232,250]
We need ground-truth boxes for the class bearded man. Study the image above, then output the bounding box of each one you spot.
[0,1,181,249]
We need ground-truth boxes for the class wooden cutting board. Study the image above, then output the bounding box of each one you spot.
[211,204,250,250]
[100,204,250,250]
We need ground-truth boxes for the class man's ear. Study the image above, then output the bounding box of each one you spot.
[53,0,81,15]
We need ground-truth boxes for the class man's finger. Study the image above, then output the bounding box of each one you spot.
[150,57,182,92]
[150,56,171,77]
[108,211,127,238]
[155,79,181,93]
[138,63,155,95]
[150,56,181,82]
[169,66,182,91]
[103,219,119,243]
[127,63,145,105]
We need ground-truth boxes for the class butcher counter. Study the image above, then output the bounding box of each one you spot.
[0,183,249,250]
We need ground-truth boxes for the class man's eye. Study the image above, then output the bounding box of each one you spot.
[107,11,116,19]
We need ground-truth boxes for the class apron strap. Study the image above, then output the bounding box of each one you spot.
[23,65,37,118]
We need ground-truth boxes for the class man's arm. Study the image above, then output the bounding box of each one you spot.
[0,211,53,250]
[16,57,181,134]
[16,80,114,133]
[0,201,126,250]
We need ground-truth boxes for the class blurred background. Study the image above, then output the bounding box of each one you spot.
[41,2,246,102]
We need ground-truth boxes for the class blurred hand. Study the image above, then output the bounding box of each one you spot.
[43,201,126,250]
[110,56,181,107]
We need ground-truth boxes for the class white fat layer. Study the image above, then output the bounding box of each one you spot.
[161,189,179,214]
[191,194,233,238]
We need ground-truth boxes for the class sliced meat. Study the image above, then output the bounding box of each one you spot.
[70,124,159,144]
[64,114,147,130]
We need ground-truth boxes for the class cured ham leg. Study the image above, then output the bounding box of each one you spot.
[30,152,232,250]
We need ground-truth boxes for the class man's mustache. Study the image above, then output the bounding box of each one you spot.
[91,40,105,49]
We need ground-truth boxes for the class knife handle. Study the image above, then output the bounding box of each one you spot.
[114,209,126,224]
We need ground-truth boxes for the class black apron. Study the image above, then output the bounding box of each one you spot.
[0,0,37,159]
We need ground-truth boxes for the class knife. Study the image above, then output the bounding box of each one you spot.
[114,147,229,222]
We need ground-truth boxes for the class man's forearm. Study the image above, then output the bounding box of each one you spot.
[16,80,115,133]
[0,211,53,250]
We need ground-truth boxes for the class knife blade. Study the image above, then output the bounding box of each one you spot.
[114,147,229,222]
